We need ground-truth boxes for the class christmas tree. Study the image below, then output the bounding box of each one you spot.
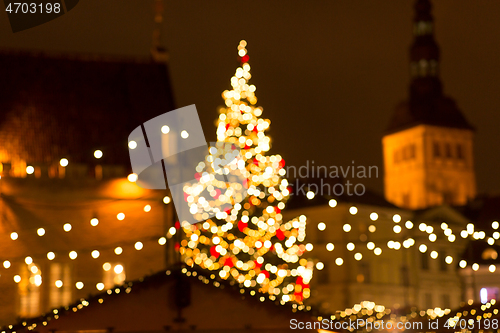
[179,40,314,304]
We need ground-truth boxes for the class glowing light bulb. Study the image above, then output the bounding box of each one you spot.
[26,166,35,174]
[96,283,105,291]
[3,260,11,269]
[47,252,55,260]
[114,264,124,274]
[317,222,326,231]
[94,150,103,159]
[127,173,138,182]
[91,250,100,259]
[349,206,358,215]
[329,199,337,207]
[69,251,77,260]
[161,125,170,134]
[114,247,123,255]
[90,218,99,226]
[37,228,45,236]
[128,141,137,149]
[10,232,18,240]
[103,262,111,271]
[63,223,72,232]
[76,282,84,289]
[143,205,151,212]
[163,196,171,204]
[370,212,378,221]
[181,130,189,138]
[60,158,69,167]
[25,256,33,265]
[55,280,63,288]
[134,242,143,250]
[117,213,125,220]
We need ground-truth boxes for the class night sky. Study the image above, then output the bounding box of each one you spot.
[1,1,499,195]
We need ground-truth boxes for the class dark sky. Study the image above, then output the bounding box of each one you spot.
[1,1,499,195]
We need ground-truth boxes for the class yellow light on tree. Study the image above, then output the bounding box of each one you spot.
[179,40,314,304]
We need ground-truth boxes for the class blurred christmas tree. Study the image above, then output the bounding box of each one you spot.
[179,40,314,304]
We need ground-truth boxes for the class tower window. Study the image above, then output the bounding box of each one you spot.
[445,143,452,158]
[457,144,464,160]
[433,142,441,158]
[421,252,429,270]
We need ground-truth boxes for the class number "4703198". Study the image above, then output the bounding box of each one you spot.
[5,2,61,14]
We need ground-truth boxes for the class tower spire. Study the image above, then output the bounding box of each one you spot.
[151,0,168,62]
[409,0,442,100]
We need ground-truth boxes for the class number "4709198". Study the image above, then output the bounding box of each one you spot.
[6,2,61,14]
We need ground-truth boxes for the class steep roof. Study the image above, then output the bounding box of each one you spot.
[385,0,473,134]
[0,50,176,166]
[7,265,317,333]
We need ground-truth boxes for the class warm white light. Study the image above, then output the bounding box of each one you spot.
[472,263,479,271]
[26,166,35,175]
[114,264,124,274]
[103,262,111,271]
[76,282,84,289]
[316,262,324,270]
[343,224,351,232]
[335,258,343,266]
[419,244,427,253]
[144,205,152,212]
[96,283,105,291]
[305,243,313,251]
[368,225,376,233]
[55,280,63,288]
[393,225,402,234]
[347,243,355,251]
[91,250,100,259]
[161,125,170,134]
[393,214,401,223]
[14,275,21,283]
[163,196,171,204]
[445,256,453,264]
[326,243,334,251]
[430,251,438,259]
[127,173,138,182]
[459,260,467,268]
[374,247,382,256]
[114,247,123,255]
[493,221,499,230]
[128,141,137,149]
[25,256,33,265]
[117,213,125,220]
[429,233,437,242]
[37,228,45,236]
[3,260,10,269]
[158,237,167,245]
[134,241,143,250]
[317,222,326,231]
[10,232,18,240]
[489,265,496,273]
[94,150,103,159]
[181,130,189,138]
[60,158,69,167]
[329,199,337,207]
[405,221,414,229]
[306,191,315,199]
[90,218,99,226]
[69,251,78,260]
[63,223,72,232]
[349,206,358,215]
[367,242,375,250]
[47,252,55,260]
[354,253,363,261]
[370,212,378,221]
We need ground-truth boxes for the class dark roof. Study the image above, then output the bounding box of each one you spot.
[7,264,317,332]
[386,0,474,134]
[386,87,474,134]
[0,50,176,166]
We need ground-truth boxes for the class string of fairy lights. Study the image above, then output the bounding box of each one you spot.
[1,40,499,331]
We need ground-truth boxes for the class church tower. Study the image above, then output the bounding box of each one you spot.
[382,0,476,209]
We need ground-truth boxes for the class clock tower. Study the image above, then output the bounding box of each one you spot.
[383,0,476,209]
